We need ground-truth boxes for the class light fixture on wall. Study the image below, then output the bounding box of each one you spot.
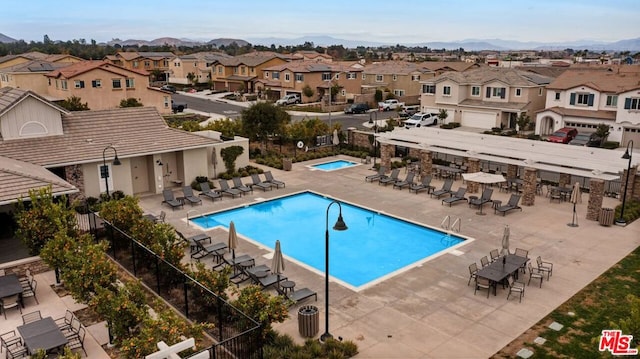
[156,160,163,166]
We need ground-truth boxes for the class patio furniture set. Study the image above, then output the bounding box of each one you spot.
[0,270,38,320]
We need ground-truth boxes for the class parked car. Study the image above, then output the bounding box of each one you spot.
[404,112,439,128]
[161,85,177,93]
[399,105,420,118]
[569,132,602,147]
[378,99,405,111]
[171,100,187,113]
[344,103,370,114]
[548,127,578,144]
[275,94,301,106]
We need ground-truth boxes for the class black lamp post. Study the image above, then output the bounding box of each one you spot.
[615,140,634,225]
[101,144,121,197]
[320,200,348,342]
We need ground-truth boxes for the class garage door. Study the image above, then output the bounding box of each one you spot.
[461,111,496,129]
[622,128,640,148]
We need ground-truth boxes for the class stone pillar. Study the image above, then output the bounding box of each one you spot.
[466,158,481,193]
[506,164,518,179]
[587,178,604,221]
[380,143,394,173]
[522,167,538,206]
[559,173,571,188]
[64,164,85,202]
[620,165,638,202]
[420,150,433,179]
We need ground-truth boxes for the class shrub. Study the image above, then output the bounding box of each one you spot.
[527,134,541,140]
[220,145,244,174]
[602,141,620,149]
[232,285,289,339]
[615,199,640,224]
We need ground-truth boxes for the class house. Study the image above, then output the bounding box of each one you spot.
[420,67,553,129]
[0,60,71,96]
[0,87,249,204]
[291,51,333,63]
[361,61,435,100]
[261,61,363,103]
[208,52,289,93]
[169,52,232,85]
[44,60,171,113]
[0,51,82,69]
[104,51,175,81]
[535,65,640,147]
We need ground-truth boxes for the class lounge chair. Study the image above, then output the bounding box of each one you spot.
[244,268,287,291]
[365,166,387,182]
[378,169,400,186]
[494,194,522,216]
[264,171,285,188]
[441,187,467,206]
[182,186,202,206]
[409,175,434,194]
[191,240,227,262]
[430,179,454,198]
[276,285,318,305]
[218,179,242,198]
[231,264,271,286]
[199,182,223,201]
[250,173,272,191]
[162,189,184,210]
[176,230,211,254]
[393,172,415,190]
[232,177,253,195]
[469,188,493,209]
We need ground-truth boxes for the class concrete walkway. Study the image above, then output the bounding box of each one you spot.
[140,156,640,358]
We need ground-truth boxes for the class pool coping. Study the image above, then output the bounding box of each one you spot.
[306,159,361,172]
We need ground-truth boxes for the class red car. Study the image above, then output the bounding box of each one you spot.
[548,127,578,144]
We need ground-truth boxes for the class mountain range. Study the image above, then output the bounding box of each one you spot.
[1,33,638,51]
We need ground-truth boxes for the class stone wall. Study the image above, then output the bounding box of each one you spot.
[466,158,480,193]
[559,173,571,188]
[620,166,638,202]
[0,257,50,277]
[381,143,394,172]
[522,167,538,206]
[347,129,375,151]
[507,164,518,179]
[587,179,605,221]
[420,150,433,179]
[64,164,85,202]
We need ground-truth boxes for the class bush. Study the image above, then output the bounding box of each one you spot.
[615,199,640,224]
[602,141,620,149]
[527,134,541,140]
[440,122,461,129]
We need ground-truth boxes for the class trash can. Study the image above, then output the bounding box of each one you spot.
[298,305,319,338]
[599,207,615,226]
[282,158,292,171]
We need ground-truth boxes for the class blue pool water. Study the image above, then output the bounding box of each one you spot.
[311,160,357,171]
[190,192,465,289]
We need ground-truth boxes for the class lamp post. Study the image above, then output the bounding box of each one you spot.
[101,144,121,197]
[615,140,634,225]
[320,200,348,342]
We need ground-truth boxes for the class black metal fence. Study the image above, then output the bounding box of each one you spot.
[87,212,263,359]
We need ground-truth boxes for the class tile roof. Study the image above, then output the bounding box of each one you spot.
[364,61,434,75]
[0,87,67,118]
[117,51,176,61]
[0,60,70,73]
[214,51,289,67]
[430,67,553,87]
[45,60,149,78]
[0,155,77,205]
[538,106,617,121]
[0,106,220,167]
[545,65,640,93]
[459,99,529,111]
[420,61,479,72]
[263,61,362,73]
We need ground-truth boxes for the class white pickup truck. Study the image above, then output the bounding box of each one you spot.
[378,99,405,111]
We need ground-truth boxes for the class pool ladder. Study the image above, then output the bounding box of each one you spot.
[440,216,461,246]
[186,209,202,227]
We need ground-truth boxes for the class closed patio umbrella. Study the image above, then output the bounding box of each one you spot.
[271,240,286,289]
[228,221,238,259]
[568,182,582,227]
[501,225,510,256]
[332,129,340,146]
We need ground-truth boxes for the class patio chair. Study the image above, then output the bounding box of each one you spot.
[392,172,415,190]
[0,330,22,354]
[365,166,386,182]
[527,263,544,288]
[409,175,435,194]
[250,173,273,191]
[264,171,286,188]
[18,269,32,287]
[199,182,223,201]
[64,317,82,339]
[467,262,479,286]
[5,343,27,359]
[55,310,75,332]
[514,248,528,258]
[494,194,522,216]
[480,256,490,268]
[378,169,400,186]
[162,189,184,210]
[21,310,41,324]
[430,179,454,198]
[20,278,38,304]
[469,188,493,208]
[232,177,253,195]
[67,326,87,356]
[441,187,468,206]
[182,186,203,206]
[218,179,242,198]
[507,275,525,303]
[536,256,553,280]
[1,295,21,319]
[474,277,492,298]
[489,249,500,263]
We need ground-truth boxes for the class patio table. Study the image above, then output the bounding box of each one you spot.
[0,274,23,299]
[476,254,527,295]
[17,316,68,354]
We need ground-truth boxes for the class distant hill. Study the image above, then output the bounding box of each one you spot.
[105,37,248,48]
[0,33,17,43]
[207,38,250,47]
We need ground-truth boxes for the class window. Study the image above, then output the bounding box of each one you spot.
[422,84,436,94]
[392,74,397,81]
[284,73,290,82]
[487,87,506,99]
[606,95,618,107]
[144,61,150,68]
[233,67,238,74]
[335,74,340,80]
[362,73,366,80]
[322,73,332,81]
[411,75,420,81]
[571,92,593,106]
[125,78,134,88]
[163,60,169,67]
[250,68,255,74]
[393,89,405,97]
[92,79,101,88]
[538,88,543,96]
[74,80,85,89]
[272,71,280,80]
[443,86,451,96]
[112,79,122,89]
[471,86,480,96]
[624,97,640,110]
[241,66,246,75]
[376,74,383,82]
[217,66,223,74]
[347,72,356,79]
[153,60,159,67]
[341,89,346,96]
[61,80,68,90]
[47,78,51,86]
[265,72,269,79]
[133,61,138,68]
[164,96,169,108]
[555,92,560,100]
[515,88,522,97]
[295,73,304,82]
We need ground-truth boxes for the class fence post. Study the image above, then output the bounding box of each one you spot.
[155,255,161,293]
[183,276,189,318]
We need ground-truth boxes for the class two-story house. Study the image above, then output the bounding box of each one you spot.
[104,51,175,82]
[168,52,231,85]
[361,61,435,101]
[0,60,71,95]
[420,67,553,129]
[208,52,289,93]
[45,60,171,113]
[535,65,640,147]
[0,51,82,70]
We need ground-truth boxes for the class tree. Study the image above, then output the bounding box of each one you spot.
[374,89,383,103]
[119,98,143,108]
[438,109,449,124]
[516,112,531,135]
[220,145,244,174]
[302,84,314,99]
[59,96,90,111]
[241,102,290,150]
[186,72,196,85]
[595,123,610,146]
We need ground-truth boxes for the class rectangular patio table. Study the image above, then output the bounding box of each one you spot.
[17,317,68,354]
[476,254,528,295]
[0,274,23,299]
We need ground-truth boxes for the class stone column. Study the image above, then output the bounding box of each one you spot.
[420,150,433,179]
[506,164,518,179]
[522,167,538,206]
[64,164,85,202]
[587,178,604,221]
[380,143,394,173]
[620,165,638,202]
[466,158,481,193]
[559,173,571,188]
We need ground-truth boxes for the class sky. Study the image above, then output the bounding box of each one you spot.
[2,0,639,45]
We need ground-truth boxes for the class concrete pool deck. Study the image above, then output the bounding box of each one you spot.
[139,155,640,358]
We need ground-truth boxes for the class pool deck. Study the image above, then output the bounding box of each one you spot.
[139,155,640,358]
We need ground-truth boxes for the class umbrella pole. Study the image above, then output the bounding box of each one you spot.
[568,203,578,227]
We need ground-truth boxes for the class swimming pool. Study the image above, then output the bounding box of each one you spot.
[309,159,358,171]
[190,191,466,290]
